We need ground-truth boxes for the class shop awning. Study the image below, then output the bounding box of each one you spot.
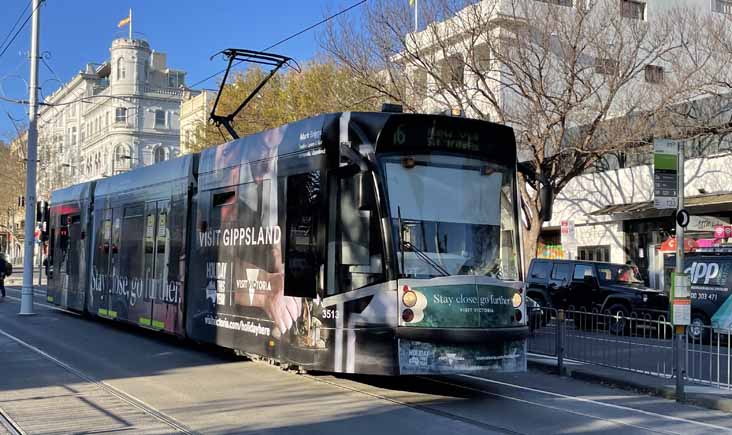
[589,193,732,221]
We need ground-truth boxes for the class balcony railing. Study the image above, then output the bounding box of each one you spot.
[142,85,183,97]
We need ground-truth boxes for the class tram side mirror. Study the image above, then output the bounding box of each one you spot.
[540,183,553,222]
[517,162,553,222]
[354,173,373,211]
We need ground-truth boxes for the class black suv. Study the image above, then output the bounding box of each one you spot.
[526,259,669,332]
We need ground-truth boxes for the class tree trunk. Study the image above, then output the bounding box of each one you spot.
[522,217,543,276]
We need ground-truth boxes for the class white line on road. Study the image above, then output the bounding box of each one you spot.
[423,376,678,435]
[459,374,732,433]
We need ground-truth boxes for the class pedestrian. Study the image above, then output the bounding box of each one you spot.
[0,252,8,298]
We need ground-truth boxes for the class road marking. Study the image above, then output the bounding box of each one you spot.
[422,376,678,435]
[302,373,527,435]
[0,327,199,435]
[459,374,732,433]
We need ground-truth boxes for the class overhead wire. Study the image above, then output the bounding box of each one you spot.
[188,0,368,89]
[0,1,32,57]
[0,0,45,62]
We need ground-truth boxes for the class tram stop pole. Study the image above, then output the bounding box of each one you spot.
[673,142,690,402]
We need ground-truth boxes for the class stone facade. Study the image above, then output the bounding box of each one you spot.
[180,89,214,155]
[37,38,189,199]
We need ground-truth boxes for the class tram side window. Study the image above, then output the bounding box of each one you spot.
[337,172,384,292]
[121,205,145,281]
[285,171,322,298]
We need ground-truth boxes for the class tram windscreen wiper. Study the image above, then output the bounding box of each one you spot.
[402,240,450,277]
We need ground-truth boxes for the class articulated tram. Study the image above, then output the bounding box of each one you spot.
[47,111,528,375]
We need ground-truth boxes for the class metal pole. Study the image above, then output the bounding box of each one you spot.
[675,143,685,401]
[20,0,40,316]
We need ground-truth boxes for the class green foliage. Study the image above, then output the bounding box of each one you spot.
[190,60,379,152]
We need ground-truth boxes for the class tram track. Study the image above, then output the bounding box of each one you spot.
[300,372,527,435]
[0,327,200,435]
[0,408,24,435]
[302,370,732,435]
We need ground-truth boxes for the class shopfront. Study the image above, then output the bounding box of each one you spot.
[591,193,732,290]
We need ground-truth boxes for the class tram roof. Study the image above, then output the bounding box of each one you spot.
[50,181,94,205]
[198,112,517,175]
[94,154,195,198]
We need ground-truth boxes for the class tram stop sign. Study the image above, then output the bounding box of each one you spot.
[671,272,691,326]
[676,209,690,228]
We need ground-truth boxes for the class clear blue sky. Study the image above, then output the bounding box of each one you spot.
[0,0,362,138]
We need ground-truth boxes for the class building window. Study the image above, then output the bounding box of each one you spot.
[71,126,77,145]
[474,44,491,73]
[644,64,664,84]
[595,58,619,76]
[154,147,167,163]
[621,0,645,20]
[115,107,127,124]
[154,110,166,128]
[714,0,732,14]
[168,71,184,88]
[439,54,465,89]
[578,245,611,262]
[143,62,149,82]
[117,57,126,80]
[534,0,572,6]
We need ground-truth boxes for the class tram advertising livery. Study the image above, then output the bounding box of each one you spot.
[48,111,529,375]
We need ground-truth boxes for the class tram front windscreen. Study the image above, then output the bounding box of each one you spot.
[382,154,519,280]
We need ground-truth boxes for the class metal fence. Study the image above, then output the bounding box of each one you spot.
[527,308,732,390]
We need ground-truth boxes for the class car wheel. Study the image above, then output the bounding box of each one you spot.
[688,312,711,344]
[607,303,630,336]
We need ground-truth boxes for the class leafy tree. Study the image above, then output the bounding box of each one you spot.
[324,0,725,266]
[189,60,380,152]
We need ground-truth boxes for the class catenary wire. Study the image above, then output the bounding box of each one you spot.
[0,0,45,62]
[0,1,32,57]
[188,0,368,89]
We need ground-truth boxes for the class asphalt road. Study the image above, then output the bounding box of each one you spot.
[2,286,732,434]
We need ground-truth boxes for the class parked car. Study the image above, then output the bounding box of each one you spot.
[526,259,669,334]
[665,250,732,341]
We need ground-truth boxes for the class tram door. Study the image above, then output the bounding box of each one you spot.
[144,200,173,332]
[92,208,113,317]
[65,214,84,311]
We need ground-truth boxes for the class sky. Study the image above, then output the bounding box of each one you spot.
[0,0,362,137]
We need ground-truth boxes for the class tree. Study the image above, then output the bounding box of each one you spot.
[0,132,27,255]
[189,60,381,152]
[324,0,724,266]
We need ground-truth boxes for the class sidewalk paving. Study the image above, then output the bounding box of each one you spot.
[529,352,732,413]
[0,328,179,434]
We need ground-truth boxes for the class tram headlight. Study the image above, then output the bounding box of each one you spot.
[512,292,523,308]
[402,290,418,308]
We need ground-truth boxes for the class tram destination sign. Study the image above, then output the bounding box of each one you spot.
[653,139,679,210]
[376,115,516,167]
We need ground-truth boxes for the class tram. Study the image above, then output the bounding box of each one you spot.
[47,110,530,375]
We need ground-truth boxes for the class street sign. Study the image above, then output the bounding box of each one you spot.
[560,220,576,259]
[653,139,679,209]
[671,273,691,326]
[676,209,690,228]
[673,299,691,326]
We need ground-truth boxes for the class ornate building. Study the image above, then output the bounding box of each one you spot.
[37,37,194,199]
